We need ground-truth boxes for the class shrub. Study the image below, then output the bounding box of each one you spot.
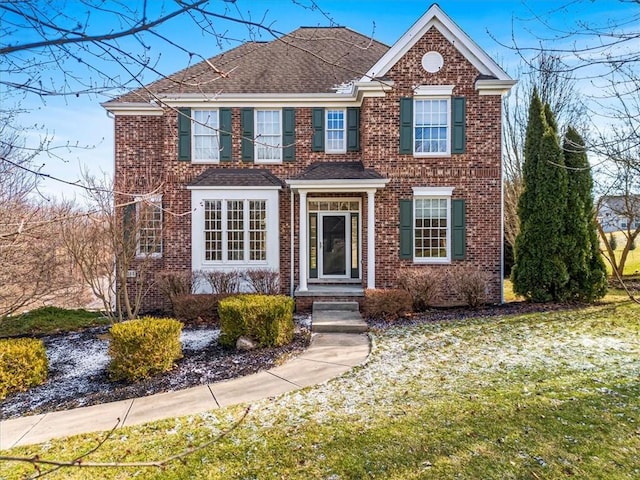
[108,317,183,382]
[362,289,413,320]
[218,295,294,348]
[200,270,242,294]
[609,233,618,251]
[449,266,490,308]
[172,293,230,324]
[0,338,48,399]
[156,270,200,311]
[244,269,281,294]
[396,268,443,311]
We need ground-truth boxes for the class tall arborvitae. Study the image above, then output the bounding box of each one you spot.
[563,126,607,301]
[512,90,569,301]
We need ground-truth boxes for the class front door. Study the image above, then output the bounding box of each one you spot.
[320,213,349,278]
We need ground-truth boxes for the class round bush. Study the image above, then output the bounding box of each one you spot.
[108,317,183,382]
[0,338,48,399]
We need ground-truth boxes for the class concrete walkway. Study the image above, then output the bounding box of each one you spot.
[1,332,369,450]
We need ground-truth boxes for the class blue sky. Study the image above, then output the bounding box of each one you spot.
[7,0,636,200]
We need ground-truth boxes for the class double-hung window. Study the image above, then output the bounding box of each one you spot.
[414,98,450,155]
[399,188,465,263]
[325,109,346,153]
[192,109,219,162]
[136,195,163,257]
[255,110,282,162]
[203,199,267,263]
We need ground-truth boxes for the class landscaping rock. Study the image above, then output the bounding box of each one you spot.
[236,336,258,351]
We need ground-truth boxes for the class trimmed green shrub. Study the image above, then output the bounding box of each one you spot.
[363,289,413,320]
[108,317,183,382]
[0,338,48,399]
[172,293,230,324]
[218,295,294,348]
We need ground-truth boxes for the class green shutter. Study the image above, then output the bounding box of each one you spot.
[241,108,254,162]
[399,98,413,154]
[347,107,360,151]
[283,107,296,162]
[312,108,324,152]
[219,108,232,162]
[452,199,466,260]
[399,199,413,259]
[452,97,466,154]
[177,108,191,161]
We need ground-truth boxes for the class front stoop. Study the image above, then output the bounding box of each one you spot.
[311,301,368,333]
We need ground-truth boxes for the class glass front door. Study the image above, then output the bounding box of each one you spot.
[321,214,348,277]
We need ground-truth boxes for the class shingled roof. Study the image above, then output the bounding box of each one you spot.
[114,27,389,103]
[188,168,283,188]
[293,162,385,181]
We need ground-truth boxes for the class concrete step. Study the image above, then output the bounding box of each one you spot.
[312,301,360,312]
[311,302,368,333]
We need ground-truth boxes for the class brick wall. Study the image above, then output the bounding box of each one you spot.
[113,26,504,312]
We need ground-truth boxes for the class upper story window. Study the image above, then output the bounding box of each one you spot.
[325,109,346,153]
[255,109,282,163]
[192,109,219,163]
[399,85,465,156]
[414,98,450,155]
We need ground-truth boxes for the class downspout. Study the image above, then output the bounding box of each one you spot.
[500,101,505,304]
[290,188,295,297]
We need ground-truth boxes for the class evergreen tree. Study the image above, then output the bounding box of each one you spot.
[512,90,569,301]
[563,126,607,301]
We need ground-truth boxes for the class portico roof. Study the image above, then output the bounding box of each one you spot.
[286,161,389,191]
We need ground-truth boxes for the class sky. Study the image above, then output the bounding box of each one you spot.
[5,0,637,202]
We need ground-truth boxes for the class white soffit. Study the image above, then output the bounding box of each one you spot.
[360,4,513,83]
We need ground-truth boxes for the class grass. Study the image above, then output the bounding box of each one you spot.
[602,231,640,276]
[0,306,109,338]
[1,298,638,479]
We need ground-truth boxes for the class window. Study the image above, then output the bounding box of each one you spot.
[136,195,162,257]
[325,109,346,153]
[414,196,450,261]
[255,110,282,162]
[203,199,268,263]
[414,98,450,155]
[192,110,219,162]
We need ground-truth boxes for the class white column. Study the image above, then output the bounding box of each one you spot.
[298,190,308,292]
[367,189,376,289]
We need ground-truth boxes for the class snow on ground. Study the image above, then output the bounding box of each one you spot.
[180,328,220,351]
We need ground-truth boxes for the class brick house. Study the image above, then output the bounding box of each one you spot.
[102,4,515,312]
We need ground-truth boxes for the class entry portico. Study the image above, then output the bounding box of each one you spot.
[286,162,389,292]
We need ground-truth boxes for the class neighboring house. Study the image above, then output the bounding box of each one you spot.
[598,195,640,233]
[102,4,515,312]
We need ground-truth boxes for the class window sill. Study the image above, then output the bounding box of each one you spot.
[413,258,451,265]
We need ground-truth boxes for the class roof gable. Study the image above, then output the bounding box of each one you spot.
[360,3,511,82]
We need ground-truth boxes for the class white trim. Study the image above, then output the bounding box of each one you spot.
[412,187,454,196]
[286,179,390,192]
[325,108,347,154]
[360,4,512,83]
[134,194,163,259]
[413,97,451,156]
[254,109,282,164]
[318,212,351,279]
[299,191,308,292]
[414,85,455,96]
[412,194,452,264]
[191,109,220,164]
[190,189,280,287]
[367,190,376,289]
[100,103,164,115]
[476,79,518,96]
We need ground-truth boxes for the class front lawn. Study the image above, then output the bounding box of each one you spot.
[2,301,639,479]
[0,306,108,338]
